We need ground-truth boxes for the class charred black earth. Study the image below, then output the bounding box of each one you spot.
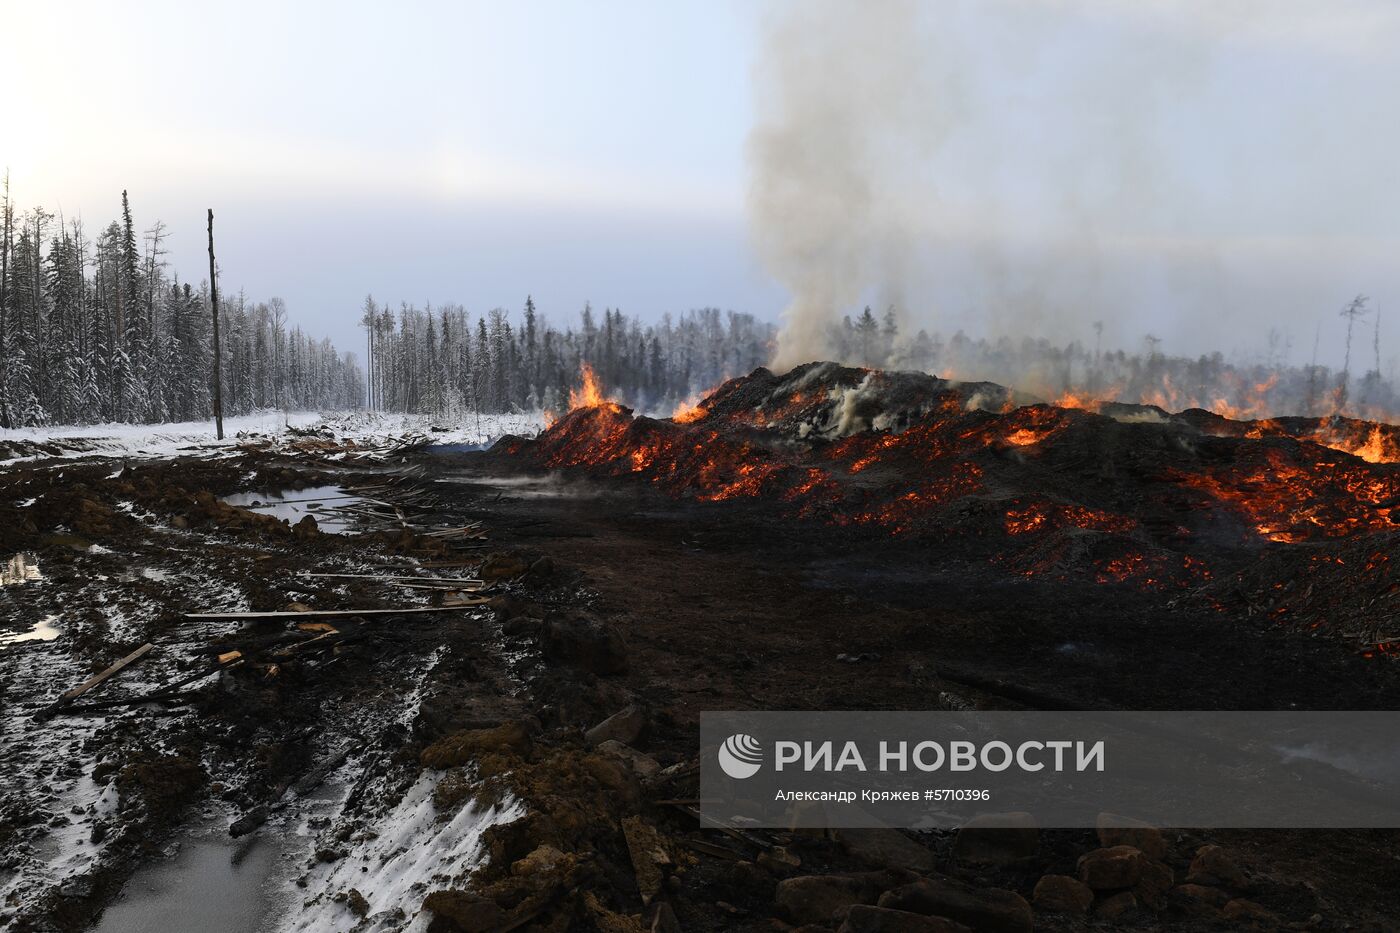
[2,365,1399,932]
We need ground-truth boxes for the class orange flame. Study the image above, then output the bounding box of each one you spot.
[1053,390,1103,411]
[1314,424,1400,464]
[672,399,709,423]
[568,363,608,410]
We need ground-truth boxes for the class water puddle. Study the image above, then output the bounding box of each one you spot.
[2,553,43,585]
[0,615,60,648]
[90,829,287,933]
[220,485,365,534]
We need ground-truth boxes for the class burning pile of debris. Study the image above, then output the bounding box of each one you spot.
[502,362,1399,628]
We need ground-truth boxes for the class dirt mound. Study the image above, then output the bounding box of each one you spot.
[499,363,1400,603]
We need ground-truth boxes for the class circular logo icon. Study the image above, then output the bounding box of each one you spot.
[718,733,763,779]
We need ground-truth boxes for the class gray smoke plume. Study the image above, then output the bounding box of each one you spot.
[747,0,1400,377]
[747,0,948,371]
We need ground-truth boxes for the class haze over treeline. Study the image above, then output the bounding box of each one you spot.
[3,183,1397,428]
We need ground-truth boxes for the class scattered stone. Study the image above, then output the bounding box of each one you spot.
[293,514,319,539]
[1222,898,1279,926]
[726,860,771,893]
[1095,812,1168,861]
[1076,845,1146,890]
[586,703,647,746]
[952,812,1039,864]
[776,875,873,926]
[833,828,938,874]
[230,805,269,838]
[878,878,1033,933]
[839,904,973,933]
[595,740,661,778]
[757,845,802,876]
[1187,844,1249,889]
[1095,891,1138,920]
[1135,858,1174,909]
[346,889,370,918]
[1031,874,1093,914]
[510,844,568,878]
[58,875,93,900]
[1170,883,1231,917]
[422,890,508,931]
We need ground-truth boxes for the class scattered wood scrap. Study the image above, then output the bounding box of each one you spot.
[299,572,485,587]
[60,657,245,714]
[39,643,154,718]
[184,603,489,621]
[296,621,339,634]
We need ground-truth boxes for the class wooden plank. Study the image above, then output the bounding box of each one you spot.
[299,572,485,586]
[59,643,154,702]
[41,643,154,717]
[184,603,489,621]
[58,659,244,715]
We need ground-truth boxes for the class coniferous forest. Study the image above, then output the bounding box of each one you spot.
[0,185,365,428]
[0,184,778,427]
[3,183,1395,428]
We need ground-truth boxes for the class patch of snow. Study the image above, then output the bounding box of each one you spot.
[0,409,545,467]
[278,772,523,933]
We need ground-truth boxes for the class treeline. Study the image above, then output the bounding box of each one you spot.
[829,305,1399,420]
[0,184,362,428]
[359,297,774,415]
[5,181,1391,429]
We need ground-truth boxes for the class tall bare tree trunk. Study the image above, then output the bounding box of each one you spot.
[208,209,224,440]
[0,171,12,428]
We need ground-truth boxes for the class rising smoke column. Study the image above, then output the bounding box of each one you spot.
[747,0,947,372]
[747,1,1400,380]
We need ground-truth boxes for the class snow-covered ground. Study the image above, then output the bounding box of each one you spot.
[0,410,546,467]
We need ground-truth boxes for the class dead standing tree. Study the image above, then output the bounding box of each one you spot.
[1337,294,1369,414]
[208,208,224,440]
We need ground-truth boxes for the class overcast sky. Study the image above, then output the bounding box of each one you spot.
[8,0,1400,371]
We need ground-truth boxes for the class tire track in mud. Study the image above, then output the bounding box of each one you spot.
[0,450,540,932]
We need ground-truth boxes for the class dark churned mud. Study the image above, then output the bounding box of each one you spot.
[1,407,1398,931]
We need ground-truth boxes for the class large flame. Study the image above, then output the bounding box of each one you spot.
[568,363,610,410]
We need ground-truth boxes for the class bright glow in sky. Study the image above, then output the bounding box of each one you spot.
[7,0,1400,369]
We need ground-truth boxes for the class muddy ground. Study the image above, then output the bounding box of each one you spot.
[1,439,1398,932]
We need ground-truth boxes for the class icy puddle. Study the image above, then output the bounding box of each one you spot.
[1,552,42,585]
[0,614,60,648]
[220,485,365,534]
[91,829,287,933]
